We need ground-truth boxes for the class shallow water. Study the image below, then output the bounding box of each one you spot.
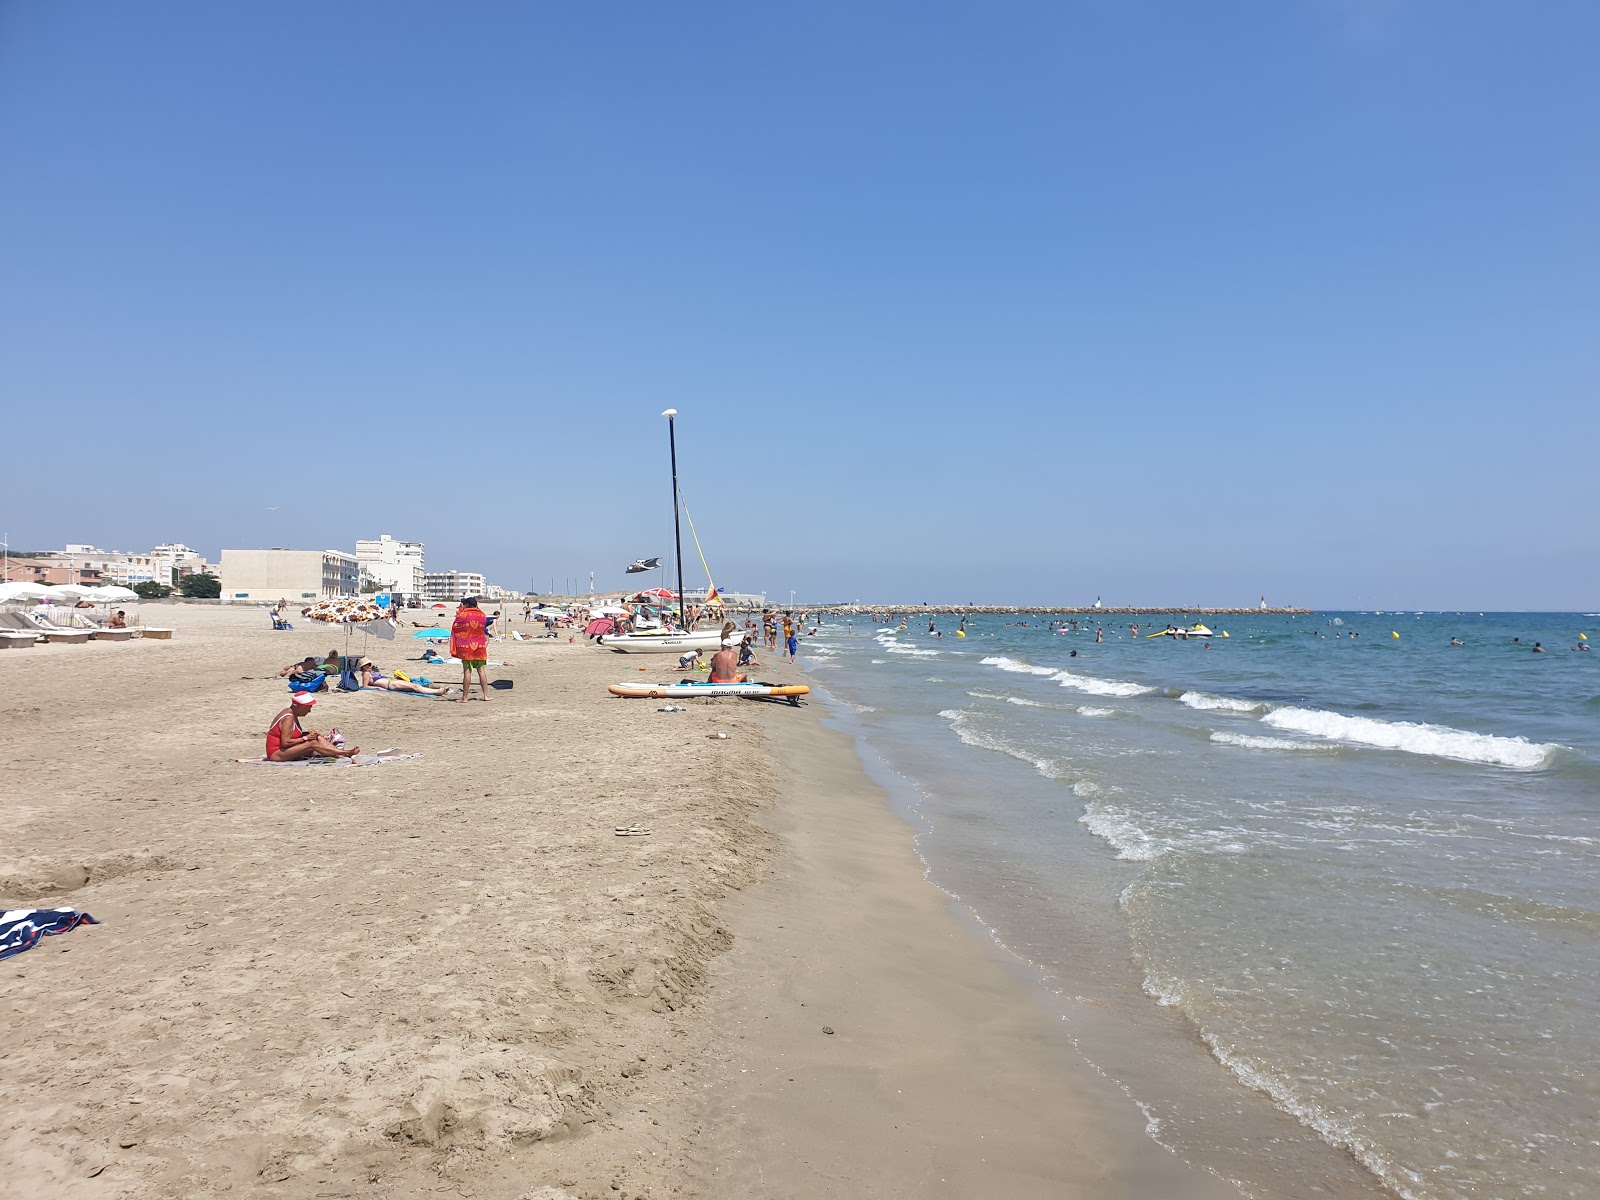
[801,612,1600,1200]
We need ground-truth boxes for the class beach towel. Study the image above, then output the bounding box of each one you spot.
[233,750,421,767]
[1,908,100,961]
[451,604,489,661]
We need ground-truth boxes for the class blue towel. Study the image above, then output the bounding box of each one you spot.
[1,908,100,961]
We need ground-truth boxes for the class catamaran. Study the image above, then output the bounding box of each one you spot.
[597,409,732,655]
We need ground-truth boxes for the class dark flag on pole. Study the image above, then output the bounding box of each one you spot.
[625,557,661,574]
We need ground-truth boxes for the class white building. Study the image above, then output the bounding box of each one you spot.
[355,534,425,597]
[150,543,214,584]
[221,548,360,604]
[423,570,486,603]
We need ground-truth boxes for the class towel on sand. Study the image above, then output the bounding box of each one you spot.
[1,908,100,961]
[234,750,421,767]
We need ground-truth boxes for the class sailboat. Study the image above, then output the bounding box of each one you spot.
[598,409,733,655]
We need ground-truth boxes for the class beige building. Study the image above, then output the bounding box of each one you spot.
[221,549,359,604]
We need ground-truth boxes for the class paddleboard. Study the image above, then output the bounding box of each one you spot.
[608,680,810,702]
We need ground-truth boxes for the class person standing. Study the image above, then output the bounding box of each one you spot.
[451,596,493,702]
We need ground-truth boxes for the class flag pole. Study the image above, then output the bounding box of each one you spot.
[663,409,687,630]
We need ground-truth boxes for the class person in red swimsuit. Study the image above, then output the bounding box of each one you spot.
[265,694,359,761]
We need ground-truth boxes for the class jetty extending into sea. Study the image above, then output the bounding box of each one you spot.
[814,605,1315,616]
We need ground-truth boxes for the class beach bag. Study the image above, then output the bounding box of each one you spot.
[288,671,324,693]
[338,666,362,692]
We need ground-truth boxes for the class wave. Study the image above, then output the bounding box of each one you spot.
[1260,707,1558,769]
[1210,731,1328,752]
[1077,706,1117,717]
[936,709,1068,779]
[1180,691,1268,714]
[1079,801,1165,861]
[980,655,1056,676]
[1053,670,1156,698]
[877,638,941,659]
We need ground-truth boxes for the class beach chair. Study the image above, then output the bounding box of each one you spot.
[0,630,38,649]
[0,612,89,645]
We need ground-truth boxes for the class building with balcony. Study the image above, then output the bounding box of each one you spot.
[422,570,486,603]
[355,534,425,597]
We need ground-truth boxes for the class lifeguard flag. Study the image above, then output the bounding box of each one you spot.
[625,557,661,574]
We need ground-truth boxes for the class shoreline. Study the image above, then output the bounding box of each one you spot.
[684,690,1244,1199]
[3,606,1373,1199]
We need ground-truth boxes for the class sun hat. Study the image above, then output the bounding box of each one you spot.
[289,693,317,707]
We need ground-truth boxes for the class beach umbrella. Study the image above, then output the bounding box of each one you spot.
[49,583,95,600]
[632,588,678,600]
[85,585,140,603]
[0,581,53,603]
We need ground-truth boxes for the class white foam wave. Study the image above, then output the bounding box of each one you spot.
[1077,706,1116,717]
[1210,731,1326,752]
[870,659,887,664]
[1079,801,1165,860]
[1179,691,1267,714]
[1006,696,1049,707]
[1260,707,1558,769]
[938,708,1067,779]
[980,655,1056,676]
[1052,670,1155,698]
[877,635,940,658]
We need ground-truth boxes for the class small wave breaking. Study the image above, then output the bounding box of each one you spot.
[1180,691,1268,714]
[1260,707,1558,769]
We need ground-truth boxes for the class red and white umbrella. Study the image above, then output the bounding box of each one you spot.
[631,588,678,600]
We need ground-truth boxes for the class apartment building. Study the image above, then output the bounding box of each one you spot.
[355,534,425,597]
[220,548,360,604]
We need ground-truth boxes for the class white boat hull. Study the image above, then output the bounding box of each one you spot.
[596,630,730,654]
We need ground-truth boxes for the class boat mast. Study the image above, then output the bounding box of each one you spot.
[662,409,688,630]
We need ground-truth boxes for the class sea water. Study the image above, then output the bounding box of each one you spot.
[798,612,1600,1200]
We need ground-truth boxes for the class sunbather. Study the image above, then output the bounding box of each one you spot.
[107,610,128,629]
[278,656,321,677]
[265,694,358,761]
[359,661,455,697]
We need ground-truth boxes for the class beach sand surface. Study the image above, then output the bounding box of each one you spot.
[2,605,779,1199]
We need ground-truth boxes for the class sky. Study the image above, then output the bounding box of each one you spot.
[3,1,1596,609]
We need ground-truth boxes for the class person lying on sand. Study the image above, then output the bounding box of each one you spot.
[359,661,456,697]
[265,694,358,761]
[278,656,321,678]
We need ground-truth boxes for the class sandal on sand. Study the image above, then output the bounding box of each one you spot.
[614,826,652,837]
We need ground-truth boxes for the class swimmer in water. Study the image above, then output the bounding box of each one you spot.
[1532,642,1546,653]
[1450,637,1464,646]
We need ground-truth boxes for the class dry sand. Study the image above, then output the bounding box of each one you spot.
[2,603,1321,1199]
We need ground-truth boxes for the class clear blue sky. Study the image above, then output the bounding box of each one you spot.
[3,2,1596,608]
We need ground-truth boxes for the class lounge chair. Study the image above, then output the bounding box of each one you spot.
[0,612,90,645]
[0,630,38,649]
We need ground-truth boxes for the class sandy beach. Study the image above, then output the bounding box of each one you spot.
[4,604,1309,1198]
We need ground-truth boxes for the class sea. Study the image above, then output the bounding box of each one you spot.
[795,611,1599,1200]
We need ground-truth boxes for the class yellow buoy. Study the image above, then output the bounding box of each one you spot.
[1220,631,1229,638]
[1581,633,1588,641]
[956,630,966,637]
[1391,631,1400,639]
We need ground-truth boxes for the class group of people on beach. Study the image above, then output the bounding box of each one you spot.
[263,596,497,761]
